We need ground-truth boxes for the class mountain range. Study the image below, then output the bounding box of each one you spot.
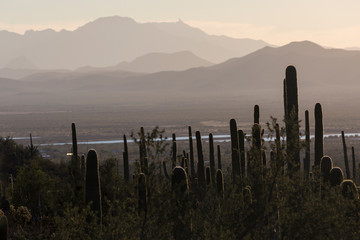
[1,40,360,120]
[0,16,269,69]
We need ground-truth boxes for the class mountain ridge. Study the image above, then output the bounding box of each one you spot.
[0,16,272,69]
[2,40,360,120]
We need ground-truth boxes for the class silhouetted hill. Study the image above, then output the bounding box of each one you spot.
[2,41,360,119]
[0,16,270,69]
[77,51,213,73]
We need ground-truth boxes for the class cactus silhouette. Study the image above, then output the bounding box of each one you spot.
[139,127,148,174]
[238,130,246,177]
[85,149,102,223]
[254,105,260,124]
[72,123,78,159]
[206,167,211,185]
[217,145,222,170]
[172,133,177,169]
[341,179,359,200]
[341,131,351,179]
[216,169,224,197]
[188,126,196,182]
[123,134,129,182]
[171,166,189,194]
[304,110,310,179]
[209,133,215,185]
[320,156,333,183]
[251,123,262,176]
[329,167,344,187]
[70,123,82,202]
[171,166,190,240]
[262,150,266,167]
[352,147,356,183]
[196,131,205,187]
[284,65,300,172]
[314,103,324,166]
[230,119,241,183]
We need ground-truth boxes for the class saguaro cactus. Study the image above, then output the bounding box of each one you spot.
[123,135,129,182]
[284,65,300,171]
[196,131,205,187]
[341,179,359,200]
[320,156,333,183]
[254,105,260,124]
[171,166,189,194]
[188,126,196,181]
[314,103,324,166]
[304,110,310,179]
[329,167,344,187]
[217,145,222,170]
[85,149,102,223]
[352,147,356,183]
[341,131,351,179]
[230,119,241,182]
[139,127,148,174]
[238,130,246,177]
[171,166,190,240]
[206,167,211,185]
[216,169,224,197]
[172,133,177,169]
[251,123,262,176]
[72,123,78,159]
[209,133,215,185]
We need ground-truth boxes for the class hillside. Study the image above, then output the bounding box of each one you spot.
[1,41,360,119]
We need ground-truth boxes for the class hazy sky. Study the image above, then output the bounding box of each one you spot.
[1,0,360,48]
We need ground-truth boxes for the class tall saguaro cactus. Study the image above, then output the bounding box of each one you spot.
[172,133,177,169]
[70,123,82,203]
[216,169,224,197]
[254,105,260,124]
[123,135,130,182]
[139,127,148,175]
[238,130,246,178]
[217,145,222,170]
[284,65,300,172]
[250,123,263,178]
[304,110,310,179]
[352,147,356,183]
[85,149,102,223]
[72,123,78,159]
[341,131,351,179]
[188,126,196,182]
[196,131,205,187]
[314,103,324,167]
[209,133,215,185]
[230,119,241,183]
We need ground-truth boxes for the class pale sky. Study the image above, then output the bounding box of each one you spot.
[1,0,360,48]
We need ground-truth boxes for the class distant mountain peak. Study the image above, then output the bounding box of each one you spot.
[93,16,136,24]
[24,28,57,36]
[77,16,137,31]
[282,40,324,50]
